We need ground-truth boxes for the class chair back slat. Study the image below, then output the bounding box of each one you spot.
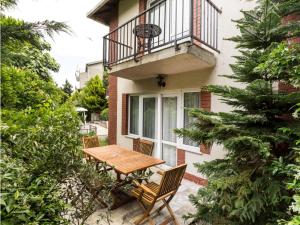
[82,136,100,149]
[157,164,187,197]
[134,139,154,156]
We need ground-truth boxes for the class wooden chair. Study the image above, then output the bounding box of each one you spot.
[82,136,100,149]
[82,136,100,161]
[131,164,187,225]
[134,138,154,156]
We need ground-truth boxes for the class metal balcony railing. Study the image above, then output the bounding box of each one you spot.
[103,0,221,69]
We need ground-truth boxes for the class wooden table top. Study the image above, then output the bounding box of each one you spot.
[83,145,165,175]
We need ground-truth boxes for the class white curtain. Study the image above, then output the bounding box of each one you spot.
[130,96,139,134]
[162,97,177,142]
[162,144,176,167]
[143,98,156,139]
[183,92,199,146]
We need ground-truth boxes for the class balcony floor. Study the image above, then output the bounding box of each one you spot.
[109,42,216,80]
[86,165,200,225]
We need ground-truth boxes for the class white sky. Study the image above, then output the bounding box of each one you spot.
[7,0,109,89]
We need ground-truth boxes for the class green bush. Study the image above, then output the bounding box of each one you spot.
[100,108,108,121]
[0,156,68,225]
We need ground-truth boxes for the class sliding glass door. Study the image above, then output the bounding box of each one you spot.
[161,95,178,166]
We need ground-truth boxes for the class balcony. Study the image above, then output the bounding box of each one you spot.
[103,0,221,80]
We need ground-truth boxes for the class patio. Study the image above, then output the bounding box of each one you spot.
[86,166,200,225]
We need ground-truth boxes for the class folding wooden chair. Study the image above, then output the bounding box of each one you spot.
[82,135,100,149]
[131,164,187,225]
[134,138,154,156]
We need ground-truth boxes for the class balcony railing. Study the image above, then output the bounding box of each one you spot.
[103,0,221,70]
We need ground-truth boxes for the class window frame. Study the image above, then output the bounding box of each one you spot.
[127,89,203,157]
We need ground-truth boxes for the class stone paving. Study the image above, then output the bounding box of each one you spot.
[86,166,200,225]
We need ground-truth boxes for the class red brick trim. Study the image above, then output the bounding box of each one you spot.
[282,12,300,44]
[108,76,117,144]
[108,5,118,145]
[200,144,211,154]
[278,82,299,93]
[177,149,185,165]
[184,172,208,186]
[200,90,211,111]
[139,0,147,13]
[121,94,129,135]
[199,90,211,153]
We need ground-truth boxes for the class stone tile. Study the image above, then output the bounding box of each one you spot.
[86,166,201,225]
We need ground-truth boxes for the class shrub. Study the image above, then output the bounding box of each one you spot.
[100,108,108,121]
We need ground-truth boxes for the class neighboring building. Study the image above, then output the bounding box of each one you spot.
[76,60,104,89]
[87,0,255,184]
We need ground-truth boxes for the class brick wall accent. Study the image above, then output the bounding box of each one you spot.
[192,0,201,46]
[176,148,207,185]
[121,94,129,135]
[184,173,208,186]
[177,149,185,165]
[139,0,147,13]
[108,76,118,144]
[278,12,300,92]
[199,90,212,153]
[200,144,211,154]
[108,5,118,145]
[200,90,211,111]
[282,12,300,44]
[278,82,299,93]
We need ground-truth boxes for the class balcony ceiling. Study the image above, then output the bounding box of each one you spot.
[109,42,216,80]
[87,0,118,25]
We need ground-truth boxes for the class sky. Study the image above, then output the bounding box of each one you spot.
[7,0,109,89]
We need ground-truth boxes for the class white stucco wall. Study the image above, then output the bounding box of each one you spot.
[114,0,255,176]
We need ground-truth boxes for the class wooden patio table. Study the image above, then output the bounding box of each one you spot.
[83,145,165,209]
[83,144,165,180]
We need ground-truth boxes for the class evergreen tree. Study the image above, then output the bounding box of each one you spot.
[73,76,107,113]
[176,0,300,224]
[62,79,73,97]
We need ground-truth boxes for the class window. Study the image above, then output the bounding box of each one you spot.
[143,97,156,139]
[129,96,139,134]
[183,92,200,146]
[162,144,176,167]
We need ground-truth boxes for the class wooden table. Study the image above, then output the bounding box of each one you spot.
[83,145,165,180]
[83,145,165,209]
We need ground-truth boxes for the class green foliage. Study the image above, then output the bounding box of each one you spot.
[0,156,68,225]
[73,76,107,113]
[61,79,73,102]
[176,0,300,224]
[0,65,64,109]
[0,2,115,224]
[1,12,70,80]
[100,108,109,121]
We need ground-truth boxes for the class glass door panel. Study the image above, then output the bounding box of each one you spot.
[161,96,177,166]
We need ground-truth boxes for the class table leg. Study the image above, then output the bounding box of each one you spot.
[116,172,121,181]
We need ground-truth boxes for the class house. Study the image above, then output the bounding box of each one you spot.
[87,0,255,184]
[76,60,104,89]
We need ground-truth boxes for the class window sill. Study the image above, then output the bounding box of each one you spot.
[125,134,140,139]
[177,144,203,155]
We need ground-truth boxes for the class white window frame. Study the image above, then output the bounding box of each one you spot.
[177,89,202,153]
[127,89,203,160]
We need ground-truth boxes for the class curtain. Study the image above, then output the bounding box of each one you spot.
[162,144,176,167]
[162,97,177,142]
[130,96,139,134]
[183,92,199,146]
[143,98,156,139]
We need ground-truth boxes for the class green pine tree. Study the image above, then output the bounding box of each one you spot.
[176,0,300,224]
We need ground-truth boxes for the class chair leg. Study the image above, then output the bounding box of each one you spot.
[162,199,180,225]
[134,202,155,225]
